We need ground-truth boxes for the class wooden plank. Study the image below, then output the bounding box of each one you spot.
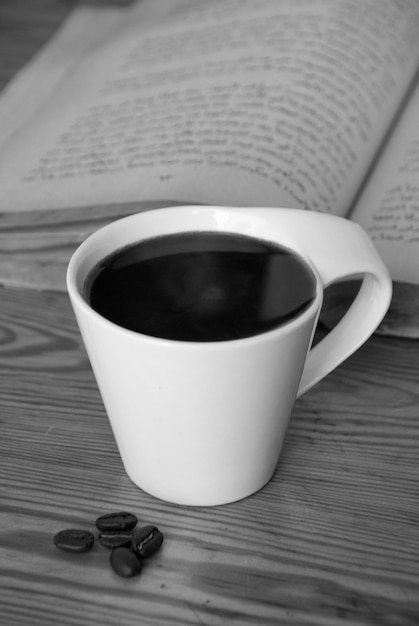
[0,286,418,625]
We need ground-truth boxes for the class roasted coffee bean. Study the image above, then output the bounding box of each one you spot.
[110,547,143,578]
[131,525,164,559]
[95,511,137,532]
[98,531,132,549]
[53,529,95,553]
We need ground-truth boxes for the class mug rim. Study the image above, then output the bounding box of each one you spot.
[66,205,323,348]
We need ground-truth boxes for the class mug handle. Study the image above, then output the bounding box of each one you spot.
[262,209,393,397]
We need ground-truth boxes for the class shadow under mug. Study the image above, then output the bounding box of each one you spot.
[66,206,392,506]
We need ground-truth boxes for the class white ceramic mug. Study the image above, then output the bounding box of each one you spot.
[66,206,392,506]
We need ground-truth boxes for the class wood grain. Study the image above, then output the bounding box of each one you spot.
[1,2,419,625]
[1,286,419,626]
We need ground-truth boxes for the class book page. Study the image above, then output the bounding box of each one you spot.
[350,78,419,285]
[0,0,419,217]
[0,0,188,149]
[0,6,125,149]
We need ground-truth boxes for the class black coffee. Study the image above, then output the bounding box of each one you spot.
[87,231,317,342]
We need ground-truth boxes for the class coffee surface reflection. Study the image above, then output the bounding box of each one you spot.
[87,231,317,341]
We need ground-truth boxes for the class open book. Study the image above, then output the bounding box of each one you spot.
[0,0,418,336]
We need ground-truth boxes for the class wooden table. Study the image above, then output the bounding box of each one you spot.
[1,2,419,625]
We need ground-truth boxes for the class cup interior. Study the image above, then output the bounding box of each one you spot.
[67,206,322,338]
